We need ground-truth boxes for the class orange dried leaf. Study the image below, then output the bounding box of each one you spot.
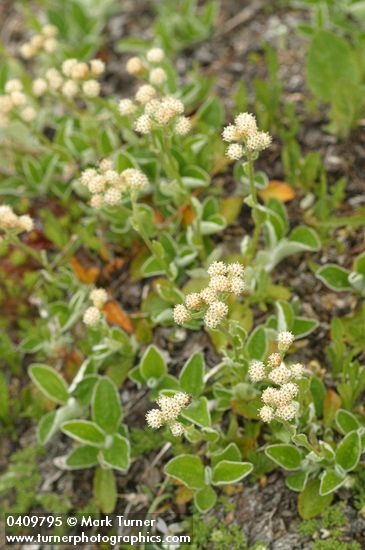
[258,180,296,203]
[102,300,133,333]
[175,486,194,505]
[71,256,99,283]
[182,205,196,226]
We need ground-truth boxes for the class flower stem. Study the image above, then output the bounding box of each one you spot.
[247,157,262,261]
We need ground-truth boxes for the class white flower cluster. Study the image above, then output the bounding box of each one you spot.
[146,392,190,437]
[173,261,246,330]
[222,112,272,160]
[80,159,148,207]
[0,79,36,126]
[20,25,58,59]
[82,287,108,327]
[0,205,34,239]
[247,331,305,423]
[31,58,104,100]
[118,48,192,137]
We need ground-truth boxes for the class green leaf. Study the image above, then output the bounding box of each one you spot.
[93,468,117,514]
[194,486,217,513]
[288,226,320,251]
[211,443,241,468]
[306,31,358,102]
[335,430,361,472]
[265,444,302,470]
[310,377,327,418]
[211,460,253,486]
[101,434,130,472]
[61,420,105,447]
[181,397,211,428]
[319,469,346,496]
[92,377,122,434]
[286,471,308,492]
[139,345,167,382]
[29,364,69,405]
[37,411,57,445]
[316,265,351,291]
[66,445,99,469]
[298,479,333,519]
[164,455,205,489]
[292,317,319,338]
[246,326,267,361]
[323,390,341,428]
[336,409,360,435]
[179,352,205,397]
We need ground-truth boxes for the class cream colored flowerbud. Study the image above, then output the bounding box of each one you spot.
[185,293,202,310]
[104,187,121,206]
[199,287,217,305]
[5,79,22,93]
[10,91,26,107]
[248,360,266,382]
[71,62,89,80]
[173,304,191,325]
[44,38,57,53]
[175,116,191,136]
[122,168,148,191]
[42,24,58,38]
[118,98,136,116]
[20,106,36,122]
[170,422,185,437]
[90,194,103,208]
[226,143,243,161]
[173,392,190,408]
[90,288,108,309]
[82,80,100,98]
[267,353,282,369]
[18,215,34,232]
[230,276,246,295]
[126,56,144,75]
[276,403,296,421]
[209,275,230,292]
[46,69,63,90]
[33,78,48,96]
[291,363,304,379]
[204,301,228,329]
[62,59,78,77]
[135,84,156,104]
[0,95,13,113]
[227,263,245,278]
[20,43,35,59]
[234,112,257,137]
[90,59,105,76]
[149,67,167,85]
[246,131,272,152]
[259,405,274,423]
[268,365,290,386]
[222,124,240,142]
[83,306,101,326]
[146,48,165,63]
[134,114,152,134]
[277,331,294,352]
[62,79,78,98]
[146,409,164,429]
[30,35,44,50]
[207,261,227,277]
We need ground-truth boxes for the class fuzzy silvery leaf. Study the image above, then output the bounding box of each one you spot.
[164,455,205,490]
[29,364,69,405]
[211,460,253,486]
[92,377,122,434]
[194,485,217,513]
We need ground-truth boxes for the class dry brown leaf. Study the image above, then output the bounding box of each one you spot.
[258,180,296,203]
[71,256,99,283]
[102,300,133,333]
[175,485,194,505]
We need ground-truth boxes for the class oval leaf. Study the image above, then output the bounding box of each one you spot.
[265,444,302,470]
[92,377,122,434]
[61,420,105,447]
[164,455,205,490]
[335,430,361,472]
[29,364,68,405]
[212,460,253,486]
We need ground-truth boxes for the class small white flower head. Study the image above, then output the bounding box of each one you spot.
[90,58,105,76]
[291,363,304,379]
[209,275,230,292]
[83,306,101,326]
[146,47,165,63]
[88,174,106,195]
[122,168,148,191]
[248,360,266,382]
[82,79,100,97]
[18,215,34,232]
[144,98,160,115]
[0,205,17,229]
[173,304,191,325]
[105,170,120,186]
[90,194,103,208]
[230,276,246,295]
[269,365,291,386]
[199,287,217,305]
[234,112,258,138]
[62,58,78,77]
[163,96,184,115]
[20,106,36,122]
[30,35,44,50]
[207,261,227,277]
[222,124,240,142]
[126,56,144,75]
[157,395,181,421]
[277,331,294,352]
[44,38,57,52]
[226,143,243,161]
[175,116,192,136]
[80,168,97,186]
[118,98,136,116]
[259,405,274,423]
[62,79,78,98]
[185,293,202,310]
[5,79,22,93]
[71,62,89,80]
[280,382,299,401]
[104,187,121,206]
[173,392,190,408]
[227,263,245,278]
[146,409,164,429]
[153,103,175,125]
[135,84,156,105]
[204,301,229,329]
[90,288,108,309]
[32,78,48,96]
[10,91,26,107]
[276,403,296,421]
[99,159,113,172]
[267,352,282,369]
[46,69,63,90]
[20,43,35,59]
[149,67,167,86]
[170,422,185,437]
[42,24,58,38]
[261,387,280,406]
[0,95,13,113]
[246,131,272,152]
[134,114,152,134]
